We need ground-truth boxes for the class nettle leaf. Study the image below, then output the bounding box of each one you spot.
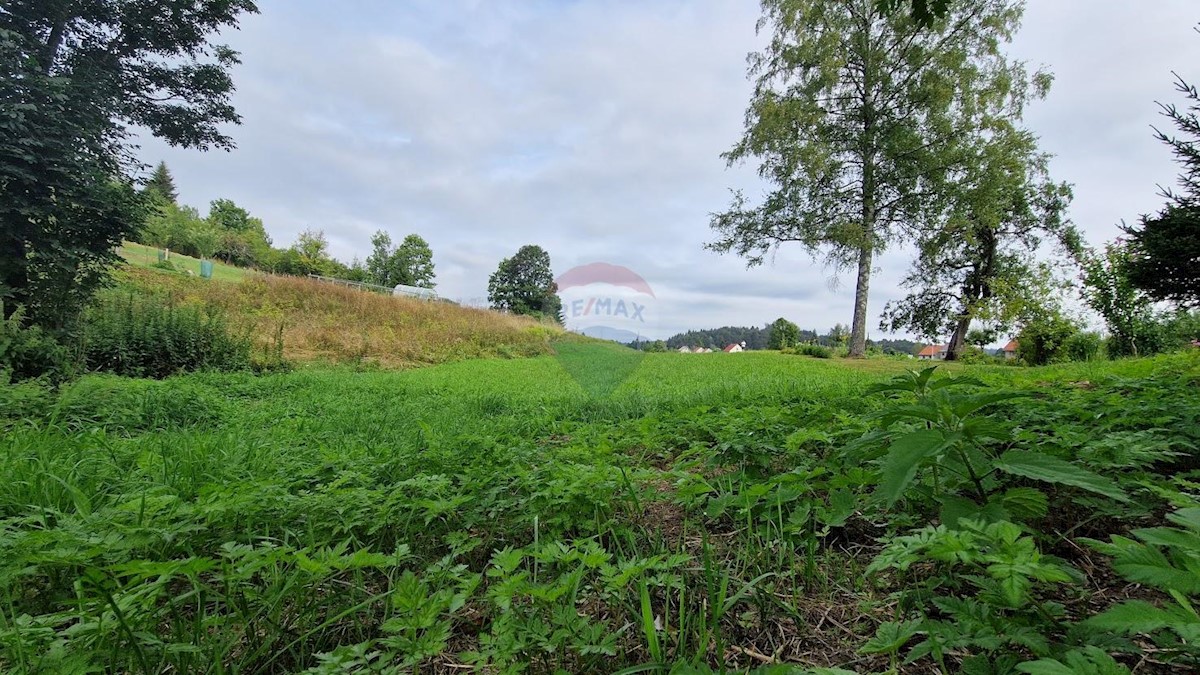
[951,391,1028,418]
[939,494,1008,529]
[1000,487,1050,520]
[1016,646,1131,675]
[880,429,948,506]
[1083,600,1181,634]
[1111,545,1200,594]
[995,451,1128,502]
[860,619,923,655]
[1131,526,1200,551]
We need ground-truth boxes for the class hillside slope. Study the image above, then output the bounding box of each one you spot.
[112,266,561,367]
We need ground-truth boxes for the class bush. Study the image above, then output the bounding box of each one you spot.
[1017,313,1079,365]
[955,346,999,365]
[0,306,74,382]
[82,292,252,378]
[0,373,54,429]
[1064,331,1104,362]
[788,343,833,359]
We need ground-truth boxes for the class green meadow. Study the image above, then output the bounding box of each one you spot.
[2,347,1199,673]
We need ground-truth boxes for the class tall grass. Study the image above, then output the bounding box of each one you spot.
[114,267,560,367]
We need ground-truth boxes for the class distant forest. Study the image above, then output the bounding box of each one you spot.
[628,325,921,355]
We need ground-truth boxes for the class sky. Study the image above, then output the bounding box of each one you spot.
[138,1,1200,340]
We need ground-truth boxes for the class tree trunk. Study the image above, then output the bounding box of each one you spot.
[945,313,971,361]
[0,236,30,320]
[849,244,872,358]
[42,15,70,75]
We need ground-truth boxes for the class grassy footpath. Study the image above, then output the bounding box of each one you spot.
[118,241,249,283]
[1,348,1198,672]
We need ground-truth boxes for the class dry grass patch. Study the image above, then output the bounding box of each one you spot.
[114,266,561,367]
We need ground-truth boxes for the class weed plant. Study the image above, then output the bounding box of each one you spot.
[0,348,1197,672]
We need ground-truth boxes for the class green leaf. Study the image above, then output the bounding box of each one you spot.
[1000,487,1050,519]
[860,619,923,655]
[995,451,1128,502]
[1111,544,1200,594]
[879,430,947,506]
[1083,600,1179,634]
[951,390,1027,418]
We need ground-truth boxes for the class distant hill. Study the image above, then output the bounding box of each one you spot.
[663,326,776,351]
[577,325,645,344]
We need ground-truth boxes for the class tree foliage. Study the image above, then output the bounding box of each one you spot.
[882,128,1074,360]
[487,245,562,322]
[1078,241,1159,358]
[0,0,257,330]
[1122,67,1200,308]
[144,161,179,203]
[366,231,436,289]
[709,0,1038,357]
[767,317,801,350]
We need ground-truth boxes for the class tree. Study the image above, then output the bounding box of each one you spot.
[825,323,850,349]
[488,245,562,321]
[365,231,395,286]
[1122,65,1200,308]
[965,328,994,350]
[709,0,1036,357]
[1016,306,1079,366]
[0,0,257,329]
[767,317,801,350]
[1078,240,1159,358]
[394,235,436,289]
[881,128,1074,360]
[366,231,437,289]
[207,199,271,267]
[144,162,178,203]
[292,229,333,276]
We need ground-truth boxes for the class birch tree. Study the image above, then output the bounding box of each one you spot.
[709,0,1040,356]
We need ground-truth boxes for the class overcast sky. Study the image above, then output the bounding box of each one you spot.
[139,1,1200,340]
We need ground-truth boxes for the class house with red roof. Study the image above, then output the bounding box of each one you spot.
[1002,340,1019,360]
[917,344,948,360]
[723,341,746,353]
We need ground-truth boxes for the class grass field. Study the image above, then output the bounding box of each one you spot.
[2,347,1199,673]
[119,241,250,283]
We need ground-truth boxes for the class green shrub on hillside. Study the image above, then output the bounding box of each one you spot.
[0,306,74,382]
[82,292,252,378]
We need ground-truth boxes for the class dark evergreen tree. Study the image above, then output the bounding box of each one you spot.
[1124,66,1200,308]
[145,162,178,203]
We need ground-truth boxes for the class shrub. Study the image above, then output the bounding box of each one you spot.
[1064,331,1104,361]
[1017,313,1078,365]
[82,292,252,378]
[954,346,999,365]
[0,306,74,382]
[789,343,833,358]
[0,373,53,429]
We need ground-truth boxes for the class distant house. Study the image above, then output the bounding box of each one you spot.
[723,341,747,353]
[917,344,948,361]
[1002,340,1019,360]
[677,346,692,353]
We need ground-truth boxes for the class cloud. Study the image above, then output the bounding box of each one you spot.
[137,0,1200,339]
